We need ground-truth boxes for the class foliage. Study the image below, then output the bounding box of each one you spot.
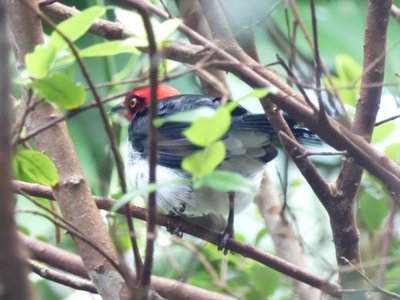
[11,0,400,299]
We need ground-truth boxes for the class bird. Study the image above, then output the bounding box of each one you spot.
[112,84,320,252]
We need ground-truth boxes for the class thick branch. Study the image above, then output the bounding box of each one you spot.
[175,0,229,97]
[8,1,129,299]
[0,1,33,299]
[13,180,341,297]
[20,233,234,300]
[333,1,391,295]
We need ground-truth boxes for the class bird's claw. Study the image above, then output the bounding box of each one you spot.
[218,226,234,255]
[166,214,184,237]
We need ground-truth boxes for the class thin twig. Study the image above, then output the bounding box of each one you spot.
[117,0,159,295]
[341,257,400,299]
[296,151,347,159]
[17,190,135,286]
[288,0,349,122]
[276,54,317,112]
[28,259,97,293]
[13,179,342,297]
[16,207,135,286]
[375,113,400,126]
[310,0,326,122]
[375,196,397,294]
[21,232,237,300]
[21,4,143,277]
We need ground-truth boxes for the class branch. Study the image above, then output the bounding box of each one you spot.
[175,0,229,97]
[32,7,143,276]
[255,173,321,300]
[21,233,236,300]
[116,1,159,296]
[28,259,97,293]
[332,0,391,293]
[0,1,34,299]
[13,180,342,297]
[9,1,130,298]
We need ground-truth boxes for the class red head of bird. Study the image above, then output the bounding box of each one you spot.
[113,84,181,121]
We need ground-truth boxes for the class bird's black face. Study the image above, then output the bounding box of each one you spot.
[111,93,147,121]
[124,94,147,120]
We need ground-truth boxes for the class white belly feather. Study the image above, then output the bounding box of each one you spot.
[125,139,265,217]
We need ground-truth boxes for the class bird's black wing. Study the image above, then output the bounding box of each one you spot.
[232,114,321,145]
[129,95,231,169]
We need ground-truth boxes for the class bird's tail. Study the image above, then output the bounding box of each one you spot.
[282,115,322,146]
[239,114,322,146]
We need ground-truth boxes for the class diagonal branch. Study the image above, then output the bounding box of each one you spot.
[20,233,236,300]
[9,1,130,298]
[13,180,342,297]
[116,1,159,297]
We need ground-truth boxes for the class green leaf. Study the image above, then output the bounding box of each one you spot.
[361,191,389,231]
[193,170,257,195]
[184,107,231,147]
[226,88,269,112]
[254,228,268,246]
[385,143,400,163]
[154,107,215,127]
[114,8,150,39]
[156,18,182,41]
[182,142,226,178]
[323,55,362,108]
[372,122,396,143]
[236,88,270,102]
[13,150,59,186]
[79,40,140,57]
[51,6,106,50]
[28,72,86,109]
[336,54,362,84]
[25,43,57,78]
[247,264,281,297]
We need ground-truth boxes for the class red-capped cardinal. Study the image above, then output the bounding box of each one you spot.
[112,84,320,251]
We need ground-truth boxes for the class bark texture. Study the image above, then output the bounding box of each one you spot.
[8,1,129,299]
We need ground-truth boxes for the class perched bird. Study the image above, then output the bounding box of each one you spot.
[112,84,319,250]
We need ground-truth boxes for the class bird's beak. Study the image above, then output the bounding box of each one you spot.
[110,104,128,119]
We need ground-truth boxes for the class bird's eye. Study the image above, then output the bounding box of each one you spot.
[129,98,138,108]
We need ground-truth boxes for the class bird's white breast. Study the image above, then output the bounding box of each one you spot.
[125,143,264,218]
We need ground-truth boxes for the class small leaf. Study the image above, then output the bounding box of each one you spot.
[114,8,160,39]
[254,228,268,246]
[361,191,389,231]
[193,170,257,195]
[336,54,362,84]
[236,88,269,102]
[79,39,140,57]
[182,142,226,178]
[28,72,86,109]
[14,150,59,186]
[25,43,57,78]
[156,18,182,41]
[248,264,281,297]
[51,6,106,50]
[184,107,231,147]
[372,122,396,143]
[385,143,400,163]
[226,88,269,112]
[154,107,215,127]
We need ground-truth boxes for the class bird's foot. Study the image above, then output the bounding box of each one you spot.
[166,213,184,238]
[218,224,234,255]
